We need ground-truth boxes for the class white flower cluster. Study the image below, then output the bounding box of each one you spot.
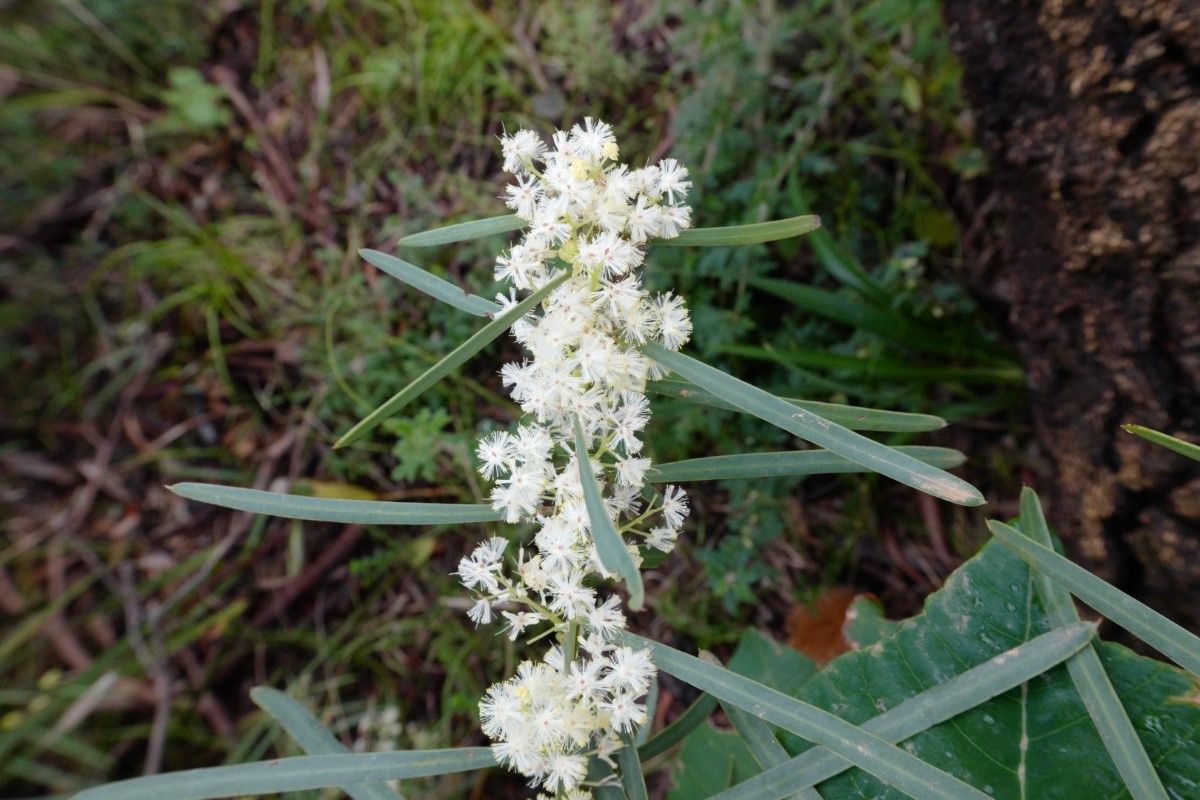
[457,119,695,796]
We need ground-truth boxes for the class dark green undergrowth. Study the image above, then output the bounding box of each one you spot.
[0,1,1021,795]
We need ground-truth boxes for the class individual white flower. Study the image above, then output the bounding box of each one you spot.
[601,690,648,733]
[603,646,656,695]
[476,430,516,479]
[502,610,546,641]
[543,752,588,793]
[647,525,678,553]
[587,595,626,639]
[655,292,693,350]
[656,158,691,204]
[662,484,690,529]
[500,129,546,174]
[504,174,544,219]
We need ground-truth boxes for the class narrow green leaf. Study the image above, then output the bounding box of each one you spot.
[720,344,1024,384]
[170,483,502,525]
[618,733,649,800]
[574,417,643,610]
[360,249,498,316]
[807,227,891,306]
[70,750,496,800]
[1122,424,1200,462]
[398,214,526,247]
[251,688,401,800]
[987,519,1200,676]
[647,447,964,483]
[707,623,1096,800]
[637,693,718,761]
[649,215,821,247]
[647,378,946,432]
[642,344,984,506]
[337,270,571,447]
[1016,490,1170,800]
[620,635,994,800]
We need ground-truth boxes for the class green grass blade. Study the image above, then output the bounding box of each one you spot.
[250,688,402,800]
[619,634,993,800]
[647,447,964,483]
[642,344,984,506]
[647,378,946,432]
[398,214,526,247]
[723,344,1025,384]
[1122,424,1200,462]
[649,215,821,247]
[360,249,498,317]
[617,733,649,800]
[746,277,1008,361]
[706,622,1096,800]
[1016,490,1170,800]
[987,519,1200,676]
[337,270,571,447]
[723,703,820,800]
[806,227,891,306]
[637,692,717,761]
[69,750,497,800]
[169,483,502,525]
[574,417,643,610]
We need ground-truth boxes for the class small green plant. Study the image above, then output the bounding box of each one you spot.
[68,123,1200,800]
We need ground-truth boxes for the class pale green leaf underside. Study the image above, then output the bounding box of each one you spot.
[69,749,496,800]
[647,378,946,432]
[620,632,994,800]
[360,249,498,316]
[169,483,502,525]
[710,623,1095,800]
[574,417,643,610]
[647,446,963,483]
[336,269,571,448]
[649,215,821,247]
[1122,424,1200,462]
[1016,490,1170,800]
[643,343,984,506]
[988,519,1200,677]
[251,688,400,800]
[398,214,526,247]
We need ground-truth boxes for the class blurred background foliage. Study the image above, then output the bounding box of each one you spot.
[0,1,1025,796]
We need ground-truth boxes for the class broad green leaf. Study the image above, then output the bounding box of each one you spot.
[359,249,498,316]
[1016,490,1170,800]
[1122,424,1200,462]
[169,483,502,525]
[841,595,900,649]
[649,215,821,247]
[574,417,643,610]
[987,519,1200,677]
[707,623,1095,800]
[647,447,964,483]
[398,214,525,247]
[771,538,1200,799]
[337,269,571,447]
[647,378,946,432]
[637,692,718,761]
[70,749,496,800]
[723,632,820,799]
[726,629,816,697]
[642,344,984,507]
[667,724,761,800]
[250,688,401,800]
[621,636,994,800]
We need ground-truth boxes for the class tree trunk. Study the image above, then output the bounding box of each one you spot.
[943,0,1200,630]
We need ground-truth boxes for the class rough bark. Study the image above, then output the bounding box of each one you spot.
[943,0,1200,630]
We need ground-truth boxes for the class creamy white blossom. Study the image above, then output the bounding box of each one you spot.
[456,120,696,795]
